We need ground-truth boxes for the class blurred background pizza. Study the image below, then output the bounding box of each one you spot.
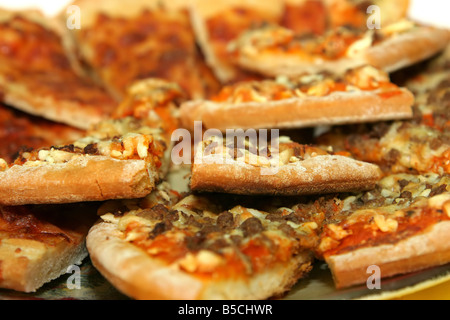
[0,0,448,28]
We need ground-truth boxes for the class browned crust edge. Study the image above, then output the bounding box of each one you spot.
[0,157,155,205]
[190,155,382,195]
[180,89,414,131]
[87,221,206,300]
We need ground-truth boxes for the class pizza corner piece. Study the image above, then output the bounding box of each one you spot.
[86,182,318,300]
[0,8,118,130]
[189,0,285,84]
[0,78,183,206]
[0,121,165,206]
[315,63,450,178]
[316,173,450,290]
[189,134,382,196]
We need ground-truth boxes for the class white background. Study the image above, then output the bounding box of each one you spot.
[0,0,448,28]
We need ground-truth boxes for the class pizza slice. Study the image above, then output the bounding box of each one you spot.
[319,121,450,176]
[315,173,450,289]
[62,0,219,100]
[316,65,450,176]
[0,202,98,293]
[0,9,117,130]
[0,79,181,206]
[86,182,318,300]
[190,0,284,83]
[229,20,450,77]
[189,134,382,196]
[0,103,84,163]
[0,118,168,206]
[180,65,414,131]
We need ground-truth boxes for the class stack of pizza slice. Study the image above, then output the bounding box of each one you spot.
[0,9,183,290]
[0,0,449,300]
[0,76,182,292]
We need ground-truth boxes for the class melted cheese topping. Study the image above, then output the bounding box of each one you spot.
[317,173,450,257]
[100,190,318,278]
[231,20,420,62]
[13,117,167,167]
[196,135,331,168]
[113,78,183,125]
[379,123,450,175]
[211,66,397,104]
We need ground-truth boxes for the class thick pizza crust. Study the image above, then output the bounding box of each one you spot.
[87,221,313,300]
[0,204,97,293]
[0,157,156,206]
[190,155,382,196]
[326,221,450,289]
[0,237,88,293]
[180,89,414,131]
